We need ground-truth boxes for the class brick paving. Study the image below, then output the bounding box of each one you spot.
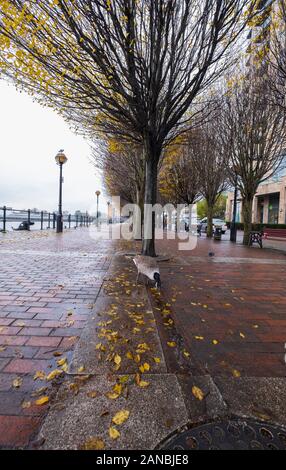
[1,226,286,448]
[149,232,286,379]
[0,227,114,448]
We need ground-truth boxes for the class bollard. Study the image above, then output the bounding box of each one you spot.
[68,214,71,229]
[48,212,51,229]
[41,211,44,230]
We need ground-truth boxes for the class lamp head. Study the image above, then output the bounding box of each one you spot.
[55,149,67,165]
[95,190,101,197]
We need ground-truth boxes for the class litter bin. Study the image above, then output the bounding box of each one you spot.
[214,226,222,240]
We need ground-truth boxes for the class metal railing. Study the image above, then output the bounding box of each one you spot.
[0,206,95,232]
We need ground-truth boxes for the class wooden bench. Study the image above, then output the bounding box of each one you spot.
[263,228,286,240]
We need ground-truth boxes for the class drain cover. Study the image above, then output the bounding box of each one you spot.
[161,419,286,450]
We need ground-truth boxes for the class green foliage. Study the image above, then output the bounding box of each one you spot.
[197,195,227,219]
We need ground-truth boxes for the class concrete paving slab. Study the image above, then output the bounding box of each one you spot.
[39,374,188,450]
[178,374,228,423]
[214,377,286,426]
[69,288,166,375]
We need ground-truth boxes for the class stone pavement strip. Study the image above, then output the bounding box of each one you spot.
[1,228,286,449]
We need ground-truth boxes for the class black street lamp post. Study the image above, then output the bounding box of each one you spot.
[95,190,101,222]
[55,149,68,233]
[230,174,238,242]
[107,201,110,224]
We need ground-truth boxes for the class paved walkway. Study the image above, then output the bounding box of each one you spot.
[0,227,118,448]
[151,233,286,378]
[0,227,286,449]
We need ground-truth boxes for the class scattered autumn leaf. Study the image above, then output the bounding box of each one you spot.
[192,385,204,401]
[153,357,161,363]
[57,357,67,367]
[87,391,98,398]
[12,377,22,388]
[35,396,49,406]
[112,409,130,425]
[33,371,46,381]
[167,341,176,347]
[81,437,105,450]
[46,369,63,381]
[109,426,120,440]
[114,354,121,365]
[232,369,241,378]
[53,351,62,357]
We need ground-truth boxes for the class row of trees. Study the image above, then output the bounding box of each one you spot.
[96,67,286,245]
[0,0,259,255]
[1,1,286,250]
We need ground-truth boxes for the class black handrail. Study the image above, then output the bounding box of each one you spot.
[0,205,95,232]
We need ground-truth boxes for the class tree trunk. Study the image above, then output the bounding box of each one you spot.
[242,197,253,245]
[133,186,144,240]
[142,157,159,257]
[206,204,214,238]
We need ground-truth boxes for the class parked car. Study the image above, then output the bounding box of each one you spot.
[180,215,201,232]
[199,217,228,234]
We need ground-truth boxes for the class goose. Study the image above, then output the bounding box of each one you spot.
[133,255,161,289]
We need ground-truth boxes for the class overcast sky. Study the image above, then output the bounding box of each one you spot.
[0,80,105,215]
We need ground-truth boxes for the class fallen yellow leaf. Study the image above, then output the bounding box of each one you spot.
[57,357,67,366]
[77,366,85,373]
[192,385,204,401]
[33,371,46,381]
[46,369,63,381]
[114,354,121,365]
[239,332,245,339]
[12,377,22,388]
[232,369,241,378]
[112,409,130,425]
[109,427,120,440]
[138,380,150,388]
[167,341,176,347]
[81,437,105,450]
[35,396,49,406]
[153,357,161,363]
[113,383,122,394]
[87,391,97,398]
[139,363,150,373]
[212,339,219,345]
[106,391,120,400]
[194,336,204,340]
[126,351,133,360]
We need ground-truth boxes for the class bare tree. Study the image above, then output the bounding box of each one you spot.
[92,140,145,208]
[267,0,286,111]
[0,0,257,255]
[189,125,229,237]
[159,140,201,206]
[220,75,286,245]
